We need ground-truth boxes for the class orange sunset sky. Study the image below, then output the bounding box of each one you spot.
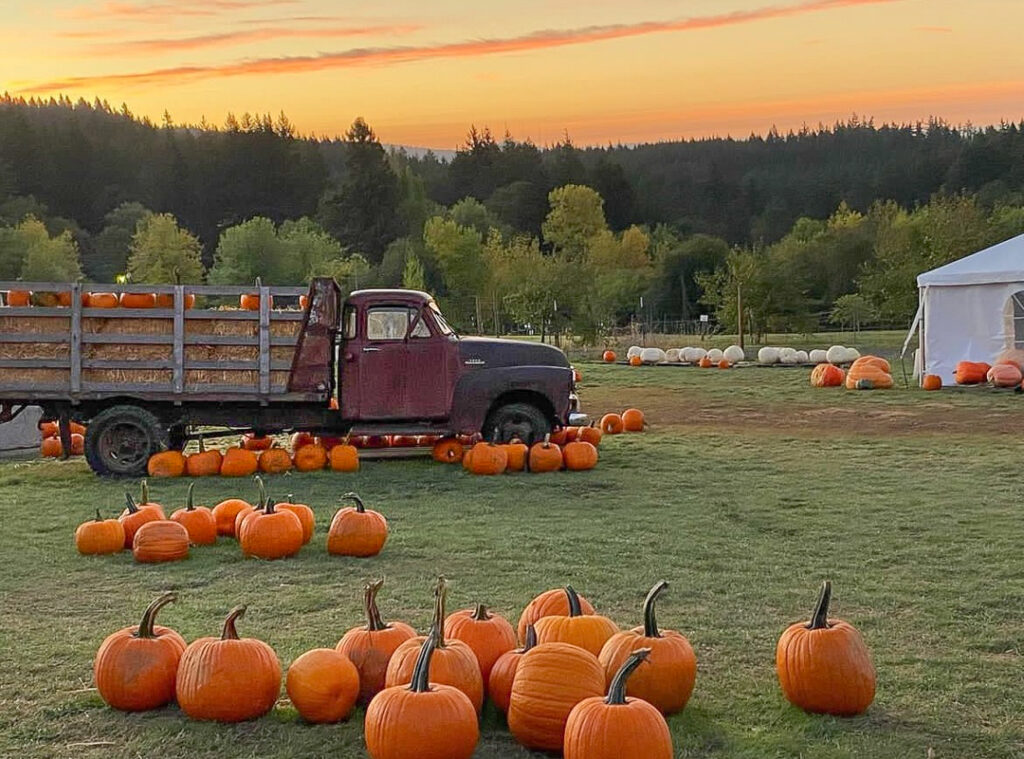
[3,0,1024,148]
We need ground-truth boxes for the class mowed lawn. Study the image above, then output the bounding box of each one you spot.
[1,363,1023,759]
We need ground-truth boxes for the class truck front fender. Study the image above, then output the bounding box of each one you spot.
[448,365,572,434]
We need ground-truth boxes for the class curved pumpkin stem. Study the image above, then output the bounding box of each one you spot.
[93,508,103,522]
[606,648,651,705]
[264,498,277,515]
[185,482,195,511]
[136,592,176,639]
[254,475,267,509]
[431,576,448,647]
[221,606,246,640]
[523,624,537,651]
[140,479,150,505]
[564,585,583,617]
[364,578,389,632]
[342,493,366,513]
[642,580,669,638]
[542,433,552,448]
[408,629,439,693]
[124,491,140,514]
[807,580,833,630]
[471,603,491,622]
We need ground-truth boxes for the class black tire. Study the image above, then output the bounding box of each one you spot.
[483,402,550,445]
[84,405,169,477]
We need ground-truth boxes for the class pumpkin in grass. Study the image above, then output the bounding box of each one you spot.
[528,434,563,472]
[327,492,388,557]
[258,444,292,474]
[94,592,186,711]
[845,356,893,390]
[598,580,696,715]
[599,413,624,435]
[776,581,875,716]
[431,437,463,463]
[954,360,990,385]
[337,579,417,705]
[39,420,58,438]
[75,510,126,555]
[622,408,646,431]
[810,363,845,388]
[507,641,605,752]
[119,489,166,548]
[698,356,712,368]
[385,577,484,713]
[466,440,507,475]
[147,448,186,478]
[578,423,602,446]
[278,493,315,544]
[212,496,251,537]
[564,649,673,759]
[921,374,942,391]
[185,436,222,477]
[534,586,619,656]
[717,359,731,369]
[69,432,84,455]
[517,587,596,643]
[563,439,598,471]
[242,433,273,451]
[628,355,643,367]
[329,436,360,472]
[5,289,31,307]
[41,436,62,457]
[119,292,156,309]
[169,482,217,545]
[176,605,281,722]
[504,438,528,472]
[220,445,258,477]
[444,603,516,689]
[603,350,617,363]
[132,519,190,563]
[286,648,360,723]
[86,292,119,308]
[365,632,479,759]
[461,444,475,471]
[239,498,304,559]
[488,625,537,713]
[988,362,1023,388]
[294,442,328,471]
[291,431,315,451]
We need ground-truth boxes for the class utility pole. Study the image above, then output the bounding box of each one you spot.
[737,283,744,350]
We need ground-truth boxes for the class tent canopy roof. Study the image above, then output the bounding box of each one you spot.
[918,233,1024,287]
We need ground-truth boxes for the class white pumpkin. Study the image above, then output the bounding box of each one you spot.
[779,350,799,365]
[809,349,828,364]
[826,345,848,364]
[641,347,667,365]
[757,346,780,365]
[688,347,708,363]
[723,345,745,363]
[665,348,681,363]
[627,346,643,359]
[844,347,861,362]
[794,350,809,364]
[707,348,724,363]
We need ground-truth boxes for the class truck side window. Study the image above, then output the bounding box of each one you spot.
[367,308,410,340]
[342,306,357,339]
[410,310,431,338]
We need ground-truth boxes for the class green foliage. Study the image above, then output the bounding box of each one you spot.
[402,251,426,290]
[126,213,204,284]
[15,216,83,282]
[542,184,607,258]
[829,293,877,331]
[208,216,287,285]
[87,202,153,282]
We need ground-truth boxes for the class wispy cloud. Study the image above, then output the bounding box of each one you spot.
[65,0,298,20]
[83,24,423,55]
[916,25,953,33]
[27,0,904,93]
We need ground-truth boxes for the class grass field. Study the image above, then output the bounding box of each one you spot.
[2,363,1023,758]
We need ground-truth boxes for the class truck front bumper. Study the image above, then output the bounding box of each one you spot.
[568,392,587,426]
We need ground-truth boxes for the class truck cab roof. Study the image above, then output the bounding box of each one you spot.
[346,289,433,307]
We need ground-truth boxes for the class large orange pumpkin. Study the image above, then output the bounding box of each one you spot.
[294,442,328,472]
[534,586,619,656]
[242,433,273,451]
[220,445,258,477]
[5,289,31,307]
[337,579,417,705]
[327,492,388,557]
[444,603,517,689]
[776,581,875,716]
[518,587,596,643]
[147,448,186,478]
[365,633,479,759]
[277,493,315,544]
[603,350,617,363]
[329,436,360,472]
[507,641,605,752]
[119,292,156,309]
[385,578,485,713]
[212,496,251,537]
[75,510,126,555]
[622,408,646,432]
[599,413,624,435]
[286,648,360,724]
[176,606,282,722]
[503,439,529,472]
[185,436,222,477]
[629,355,643,367]
[845,355,893,390]
[238,498,304,559]
[119,489,166,549]
[578,423,602,446]
[564,649,674,759]
[954,360,990,385]
[987,362,1022,387]
[921,374,942,391]
[488,625,537,713]
[94,593,186,711]
[597,580,696,714]
[432,437,464,463]
[169,482,217,545]
[40,436,62,457]
[258,444,293,474]
[466,440,507,475]
[132,519,190,563]
[528,434,563,472]
[86,292,119,308]
[810,363,845,388]
[154,292,196,309]
[240,278,272,311]
[563,439,598,471]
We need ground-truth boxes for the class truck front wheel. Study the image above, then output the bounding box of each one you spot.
[84,405,169,477]
[484,402,550,445]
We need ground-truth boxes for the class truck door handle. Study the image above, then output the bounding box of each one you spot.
[362,347,381,353]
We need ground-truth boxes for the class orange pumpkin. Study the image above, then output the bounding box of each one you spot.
[432,437,464,464]
[176,606,282,722]
[294,442,328,472]
[41,436,62,458]
[629,355,643,366]
[240,278,272,311]
[238,498,304,559]
[57,290,89,307]
[988,362,1022,388]
[776,581,875,715]
[534,586,619,656]
[329,436,360,472]
[242,433,273,451]
[602,350,617,363]
[718,359,731,369]
[504,439,529,472]
[186,436,222,477]
[698,356,712,368]
[365,633,479,759]
[39,420,58,438]
[337,579,417,705]
[466,440,507,475]
[212,496,251,537]
[147,448,186,478]
[597,580,697,715]
[954,360,990,385]
[154,292,196,309]
[921,374,942,391]
[299,293,310,310]
[220,445,258,477]
[70,420,86,435]
[119,488,166,548]
[518,587,596,643]
[258,444,293,474]
[578,423,602,446]
[169,482,217,545]
[327,492,388,557]
[563,439,598,471]
[599,413,624,435]
[810,363,845,387]
[94,593,186,711]
[286,648,360,724]
[291,431,315,451]
[5,290,31,307]
[70,432,84,455]
[845,356,893,390]
[119,292,156,309]
[564,649,674,759]
[132,519,190,563]
[549,427,570,446]
[528,434,563,473]
[86,292,119,308]
[277,493,315,544]
[75,510,126,555]
[507,641,605,752]
[385,578,485,713]
[488,625,537,713]
[622,408,645,432]
[444,603,517,689]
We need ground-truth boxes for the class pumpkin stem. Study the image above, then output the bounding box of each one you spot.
[342,492,366,513]
[807,580,833,630]
[140,479,150,504]
[221,606,246,640]
[470,603,491,622]
[408,629,439,693]
[564,585,582,617]
[136,592,176,639]
[364,578,388,632]
[124,491,139,514]
[197,434,206,454]
[606,648,651,705]
[523,624,537,651]
[265,498,277,515]
[431,576,448,647]
[186,481,195,511]
[642,580,669,638]
[254,475,267,509]
[542,433,551,448]
[93,508,103,522]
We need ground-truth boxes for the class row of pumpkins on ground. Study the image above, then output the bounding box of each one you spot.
[74,478,387,562]
[3,279,302,311]
[608,344,863,367]
[92,577,874,759]
[932,348,1024,389]
[145,408,647,478]
[809,351,1024,391]
[38,419,87,458]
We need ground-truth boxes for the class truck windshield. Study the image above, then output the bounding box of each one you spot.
[429,302,456,336]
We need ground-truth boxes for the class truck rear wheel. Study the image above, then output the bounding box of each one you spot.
[84,405,169,477]
[484,402,550,445]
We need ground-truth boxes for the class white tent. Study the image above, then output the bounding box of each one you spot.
[910,234,1024,383]
[0,406,41,459]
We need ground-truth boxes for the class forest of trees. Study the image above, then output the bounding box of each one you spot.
[4,93,1024,341]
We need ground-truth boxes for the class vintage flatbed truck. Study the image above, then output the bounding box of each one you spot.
[0,278,584,476]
